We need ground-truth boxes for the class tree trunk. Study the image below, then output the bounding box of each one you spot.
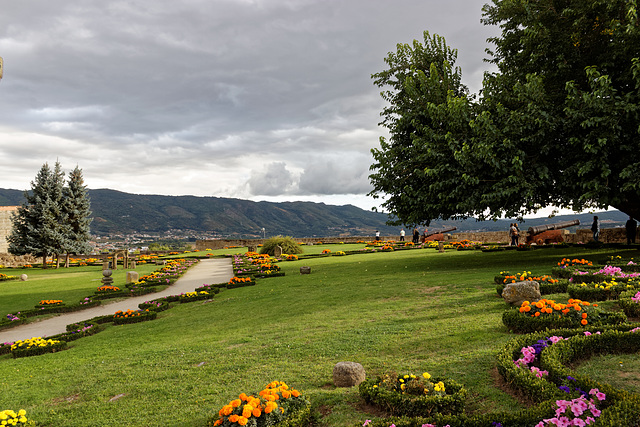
[42,251,48,269]
[65,253,70,268]
[55,254,60,269]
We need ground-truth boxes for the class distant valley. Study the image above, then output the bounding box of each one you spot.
[0,188,628,238]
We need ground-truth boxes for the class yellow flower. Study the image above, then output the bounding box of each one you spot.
[422,372,431,380]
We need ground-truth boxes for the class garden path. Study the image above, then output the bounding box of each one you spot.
[0,258,233,343]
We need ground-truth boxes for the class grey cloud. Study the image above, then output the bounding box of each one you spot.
[0,0,499,208]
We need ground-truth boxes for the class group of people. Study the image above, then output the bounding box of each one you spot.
[398,228,429,244]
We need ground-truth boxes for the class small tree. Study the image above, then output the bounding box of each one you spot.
[259,236,303,256]
[62,166,93,267]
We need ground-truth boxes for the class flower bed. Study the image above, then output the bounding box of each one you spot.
[11,337,67,358]
[568,278,640,301]
[96,285,121,293]
[0,409,30,426]
[112,309,157,325]
[502,298,627,333]
[359,372,466,417]
[207,380,310,427]
[227,277,256,289]
[0,273,19,282]
[179,291,212,303]
[37,299,63,307]
[494,271,567,296]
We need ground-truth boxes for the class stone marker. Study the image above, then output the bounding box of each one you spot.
[20,274,28,281]
[438,241,444,253]
[101,269,114,287]
[274,245,283,257]
[300,266,311,274]
[502,281,542,306]
[248,245,257,252]
[333,361,366,387]
[126,271,139,284]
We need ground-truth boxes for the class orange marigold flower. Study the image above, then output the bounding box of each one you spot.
[238,416,248,426]
[214,419,223,426]
[239,393,248,401]
[291,389,300,397]
[282,390,291,398]
[581,313,588,319]
[229,414,240,422]
[524,306,531,312]
[574,305,582,311]
[581,319,588,325]
[231,399,242,408]
[534,312,540,317]
[519,307,526,313]
[252,407,262,417]
[242,407,252,418]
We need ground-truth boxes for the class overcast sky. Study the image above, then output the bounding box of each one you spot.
[0,0,501,212]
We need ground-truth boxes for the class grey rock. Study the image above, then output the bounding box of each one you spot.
[502,281,542,306]
[333,361,365,387]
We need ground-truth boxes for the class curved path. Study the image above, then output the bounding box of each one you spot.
[0,258,233,344]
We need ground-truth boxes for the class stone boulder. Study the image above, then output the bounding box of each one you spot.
[333,361,365,387]
[502,281,542,306]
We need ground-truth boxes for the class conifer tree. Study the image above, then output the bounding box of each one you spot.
[9,162,68,268]
[62,166,93,267]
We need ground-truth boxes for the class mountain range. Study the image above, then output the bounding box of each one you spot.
[0,188,629,238]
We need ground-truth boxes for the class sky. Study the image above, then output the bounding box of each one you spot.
[2,1,505,213]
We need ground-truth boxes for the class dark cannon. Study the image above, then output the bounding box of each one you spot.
[525,220,580,245]
[423,226,457,242]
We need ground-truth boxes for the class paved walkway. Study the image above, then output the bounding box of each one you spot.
[0,258,233,343]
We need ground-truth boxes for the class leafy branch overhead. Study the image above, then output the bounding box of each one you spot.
[369,0,640,226]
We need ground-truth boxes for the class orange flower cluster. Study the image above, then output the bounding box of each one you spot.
[503,272,558,284]
[519,298,596,325]
[114,309,149,318]
[228,277,253,286]
[558,258,593,267]
[96,285,120,292]
[213,381,301,427]
[322,249,332,254]
[39,300,63,306]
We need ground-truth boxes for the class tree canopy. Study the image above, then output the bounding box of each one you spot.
[369,0,640,225]
[9,163,92,268]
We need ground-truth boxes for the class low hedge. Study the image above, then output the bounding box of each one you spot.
[618,290,640,318]
[359,376,466,417]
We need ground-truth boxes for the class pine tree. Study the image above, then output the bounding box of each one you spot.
[62,166,93,267]
[8,162,68,268]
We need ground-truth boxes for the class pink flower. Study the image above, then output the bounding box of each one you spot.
[362,421,371,427]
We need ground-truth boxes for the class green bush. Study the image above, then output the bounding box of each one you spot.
[259,235,304,256]
[618,290,640,318]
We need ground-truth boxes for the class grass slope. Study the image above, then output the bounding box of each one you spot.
[0,245,638,426]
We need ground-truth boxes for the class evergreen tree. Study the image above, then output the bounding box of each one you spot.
[8,162,67,268]
[62,166,93,267]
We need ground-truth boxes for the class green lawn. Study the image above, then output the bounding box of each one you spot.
[0,245,638,426]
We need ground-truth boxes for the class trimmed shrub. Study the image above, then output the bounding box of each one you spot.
[259,236,304,256]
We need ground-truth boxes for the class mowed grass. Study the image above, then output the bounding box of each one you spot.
[0,245,638,426]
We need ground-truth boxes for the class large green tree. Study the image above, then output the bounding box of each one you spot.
[9,162,67,268]
[369,0,640,224]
